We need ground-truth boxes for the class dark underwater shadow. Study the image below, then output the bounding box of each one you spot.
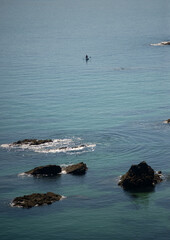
[31,174,62,183]
[123,187,155,209]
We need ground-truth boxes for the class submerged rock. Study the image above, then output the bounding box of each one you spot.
[11,192,62,208]
[25,165,62,176]
[118,161,162,190]
[13,139,53,145]
[58,145,86,151]
[63,162,88,175]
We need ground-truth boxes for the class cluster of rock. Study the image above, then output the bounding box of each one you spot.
[25,162,87,176]
[118,161,162,190]
[12,160,87,208]
[12,192,62,208]
[10,138,164,208]
[10,138,89,208]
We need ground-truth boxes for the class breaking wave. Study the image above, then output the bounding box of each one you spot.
[1,138,96,155]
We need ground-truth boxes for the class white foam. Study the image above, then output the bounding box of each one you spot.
[10,202,14,207]
[1,144,11,148]
[151,41,170,46]
[86,144,96,148]
[34,143,96,154]
[53,138,73,143]
[10,202,23,208]
[60,170,67,174]
[61,195,67,200]
[118,175,122,183]
[160,41,170,45]
[1,138,96,155]
[18,172,27,176]
[150,43,162,46]
[18,172,32,177]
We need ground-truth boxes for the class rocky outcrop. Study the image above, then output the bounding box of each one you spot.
[13,139,53,145]
[63,162,87,175]
[25,165,62,176]
[11,192,62,208]
[24,162,88,176]
[118,161,162,190]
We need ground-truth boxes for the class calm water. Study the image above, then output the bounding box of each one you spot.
[1,0,170,239]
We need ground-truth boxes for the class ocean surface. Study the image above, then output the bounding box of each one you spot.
[1,0,170,239]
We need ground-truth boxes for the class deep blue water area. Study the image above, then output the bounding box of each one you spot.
[1,0,170,239]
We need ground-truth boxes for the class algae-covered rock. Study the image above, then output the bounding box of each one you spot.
[25,165,62,176]
[118,161,162,190]
[13,139,53,145]
[63,162,87,175]
[11,192,62,208]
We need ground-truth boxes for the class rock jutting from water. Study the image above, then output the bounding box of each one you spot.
[25,165,62,176]
[118,161,162,190]
[13,139,53,145]
[24,162,88,176]
[62,162,88,175]
[11,192,62,208]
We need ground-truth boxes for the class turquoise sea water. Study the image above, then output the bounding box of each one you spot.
[1,0,170,239]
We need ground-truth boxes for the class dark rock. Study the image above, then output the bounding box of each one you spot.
[63,162,87,175]
[25,165,62,176]
[76,144,86,148]
[161,41,170,45]
[13,139,53,145]
[11,192,62,208]
[59,145,86,151]
[118,161,162,190]
[59,147,67,150]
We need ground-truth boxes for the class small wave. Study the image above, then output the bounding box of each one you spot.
[53,138,73,144]
[1,144,11,148]
[150,43,163,46]
[61,195,67,200]
[163,120,170,124]
[34,144,96,154]
[60,170,67,174]
[10,202,23,208]
[155,171,164,180]
[18,172,32,177]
